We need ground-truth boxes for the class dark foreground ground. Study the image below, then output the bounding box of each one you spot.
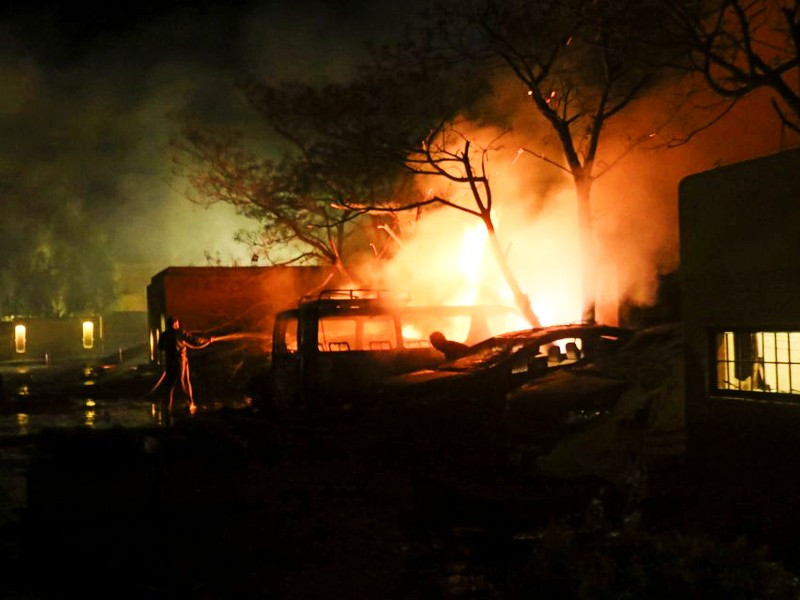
[1,359,800,598]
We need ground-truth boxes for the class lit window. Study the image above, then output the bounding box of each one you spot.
[318,315,397,352]
[14,324,26,354]
[82,321,95,349]
[715,331,800,396]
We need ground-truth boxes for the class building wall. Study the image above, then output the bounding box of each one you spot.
[146,266,332,360]
[679,147,800,533]
[0,316,102,362]
[102,311,148,356]
[680,148,800,396]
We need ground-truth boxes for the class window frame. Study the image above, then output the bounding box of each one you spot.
[710,327,800,401]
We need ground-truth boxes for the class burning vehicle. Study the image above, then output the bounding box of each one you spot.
[368,324,633,466]
[370,323,685,526]
[375,324,633,409]
[267,289,517,418]
[504,324,686,478]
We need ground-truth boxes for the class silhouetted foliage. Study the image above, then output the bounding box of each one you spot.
[174,58,482,274]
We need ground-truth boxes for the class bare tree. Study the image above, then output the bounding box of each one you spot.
[175,125,364,283]
[424,0,681,323]
[273,60,544,324]
[664,0,800,133]
[173,74,434,283]
[405,122,542,326]
[174,62,479,287]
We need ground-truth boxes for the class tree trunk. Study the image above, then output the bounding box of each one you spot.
[483,215,542,328]
[575,176,596,324]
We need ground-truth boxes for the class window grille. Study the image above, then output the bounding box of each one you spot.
[715,331,800,396]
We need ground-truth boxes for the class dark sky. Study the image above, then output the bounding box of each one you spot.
[0,1,424,272]
[7,0,794,317]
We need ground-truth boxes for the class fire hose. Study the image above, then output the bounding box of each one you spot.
[145,337,214,397]
[145,333,270,397]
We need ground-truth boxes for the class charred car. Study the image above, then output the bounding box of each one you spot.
[372,323,683,522]
[268,289,517,418]
[504,323,686,480]
[376,323,633,407]
[369,324,633,453]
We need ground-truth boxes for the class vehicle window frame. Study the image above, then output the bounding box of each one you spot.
[274,312,299,355]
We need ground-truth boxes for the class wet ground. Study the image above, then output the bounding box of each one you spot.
[1,356,800,598]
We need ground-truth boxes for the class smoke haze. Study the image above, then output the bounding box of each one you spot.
[368,77,799,325]
[1,1,796,317]
[0,1,428,311]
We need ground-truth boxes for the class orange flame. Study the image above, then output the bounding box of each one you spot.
[368,120,637,338]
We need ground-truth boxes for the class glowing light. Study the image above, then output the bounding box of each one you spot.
[718,331,800,394]
[16,413,29,436]
[402,324,425,345]
[381,129,587,334]
[14,325,26,354]
[457,222,488,299]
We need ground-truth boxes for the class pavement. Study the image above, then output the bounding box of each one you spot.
[0,356,798,597]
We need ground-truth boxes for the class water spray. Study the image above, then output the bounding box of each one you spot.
[145,331,271,397]
[204,333,271,343]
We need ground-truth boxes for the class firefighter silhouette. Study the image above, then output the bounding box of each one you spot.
[156,316,213,414]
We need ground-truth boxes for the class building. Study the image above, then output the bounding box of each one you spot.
[0,311,147,363]
[679,147,800,533]
[0,316,102,362]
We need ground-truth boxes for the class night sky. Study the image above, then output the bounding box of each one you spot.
[0,1,424,284]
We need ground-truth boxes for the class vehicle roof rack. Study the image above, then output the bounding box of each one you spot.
[300,289,412,304]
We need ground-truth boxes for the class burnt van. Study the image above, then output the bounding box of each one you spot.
[268,289,517,418]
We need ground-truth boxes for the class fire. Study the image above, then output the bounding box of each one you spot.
[375,198,583,338]
[454,222,487,305]
[401,324,427,346]
[373,130,586,335]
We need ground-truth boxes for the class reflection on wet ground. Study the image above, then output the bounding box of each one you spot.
[0,395,159,532]
[2,359,800,597]
[0,357,251,531]
[0,397,158,437]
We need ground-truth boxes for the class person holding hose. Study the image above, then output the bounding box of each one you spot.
[157,316,214,415]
